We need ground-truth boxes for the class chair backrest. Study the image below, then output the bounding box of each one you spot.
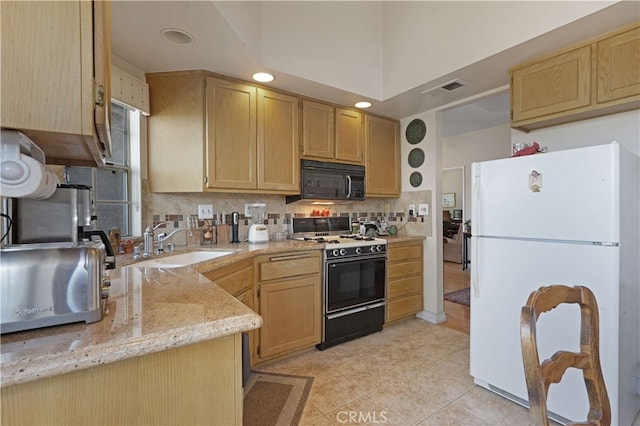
[520,285,611,426]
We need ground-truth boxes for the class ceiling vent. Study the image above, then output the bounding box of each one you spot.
[421,79,468,96]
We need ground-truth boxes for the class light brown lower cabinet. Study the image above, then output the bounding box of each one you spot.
[386,240,424,323]
[202,258,257,365]
[255,251,322,362]
[1,335,243,425]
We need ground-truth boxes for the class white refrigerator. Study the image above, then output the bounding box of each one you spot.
[469,142,639,425]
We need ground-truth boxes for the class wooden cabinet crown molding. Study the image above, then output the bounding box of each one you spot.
[510,21,640,132]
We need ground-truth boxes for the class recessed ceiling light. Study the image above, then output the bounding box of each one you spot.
[252,72,275,83]
[161,28,194,45]
[355,101,372,109]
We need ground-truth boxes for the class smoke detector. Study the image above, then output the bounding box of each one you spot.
[421,79,468,96]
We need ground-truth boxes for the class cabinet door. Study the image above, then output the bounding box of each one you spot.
[147,72,206,192]
[511,45,592,123]
[258,275,321,358]
[335,107,364,164]
[0,1,104,166]
[365,115,400,197]
[203,259,254,297]
[596,26,640,104]
[206,77,257,190]
[302,100,335,160]
[257,89,300,192]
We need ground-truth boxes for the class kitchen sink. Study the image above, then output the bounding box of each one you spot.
[127,250,235,269]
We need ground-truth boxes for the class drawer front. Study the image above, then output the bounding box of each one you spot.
[387,243,422,263]
[258,253,320,282]
[386,294,423,323]
[387,275,422,300]
[388,259,422,280]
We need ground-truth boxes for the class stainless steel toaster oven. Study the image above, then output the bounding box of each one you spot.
[0,241,108,334]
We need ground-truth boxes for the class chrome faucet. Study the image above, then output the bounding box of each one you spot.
[156,228,193,254]
[142,222,167,257]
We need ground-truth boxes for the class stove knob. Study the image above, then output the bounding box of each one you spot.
[339,248,347,256]
[376,245,382,252]
[332,249,340,257]
[355,247,362,255]
[369,246,376,253]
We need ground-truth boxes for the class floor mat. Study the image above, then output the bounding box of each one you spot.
[444,287,470,306]
[243,371,313,426]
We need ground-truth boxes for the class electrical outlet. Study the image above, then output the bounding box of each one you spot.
[198,204,214,219]
[408,204,415,216]
[245,203,252,218]
[418,203,429,216]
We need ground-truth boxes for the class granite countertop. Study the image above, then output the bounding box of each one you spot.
[0,235,424,388]
[0,240,321,388]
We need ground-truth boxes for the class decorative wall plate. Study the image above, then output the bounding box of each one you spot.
[405,119,426,145]
[409,171,423,187]
[408,148,425,168]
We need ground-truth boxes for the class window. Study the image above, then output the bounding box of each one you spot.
[65,102,141,236]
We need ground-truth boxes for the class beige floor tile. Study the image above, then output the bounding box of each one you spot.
[418,403,489,425]
[449,386,531,425]
[366,377,451,424]
[299,402,331,426]
[261,318,526,426]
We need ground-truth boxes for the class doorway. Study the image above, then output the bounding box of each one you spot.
[442,166,470,334]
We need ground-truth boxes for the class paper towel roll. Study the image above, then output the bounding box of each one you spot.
[0,153,58,199]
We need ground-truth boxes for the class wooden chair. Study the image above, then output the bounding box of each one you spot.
[520,285,611,426]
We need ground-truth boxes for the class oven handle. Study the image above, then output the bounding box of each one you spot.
[326,254,386,264]
[269,253,315,262]
[326,301,386,320]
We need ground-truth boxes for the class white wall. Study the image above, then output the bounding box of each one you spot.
[382,1,614,98]
[400,111,445,323]
[511,110,640,156]
[443,124,512,223]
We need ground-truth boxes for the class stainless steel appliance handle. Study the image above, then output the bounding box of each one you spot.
[269,254,314,262]
[346,175,352,199]
[326,301,386,320]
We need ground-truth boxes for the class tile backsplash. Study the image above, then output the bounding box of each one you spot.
[144,186,432,246]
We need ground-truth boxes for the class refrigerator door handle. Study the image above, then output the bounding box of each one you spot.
[472,237,480,297]
[472,171,481,297]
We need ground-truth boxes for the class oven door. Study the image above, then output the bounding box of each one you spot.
[324,254,386,313]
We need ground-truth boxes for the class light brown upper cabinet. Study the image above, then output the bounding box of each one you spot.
[301,101,364,165]
[301,100,335,160]
[1,0,112,166]
[256,89,300,192]
[147,72,299,194]
[365,115,401,197]
[205,78,257,191]
[147,71,206,192]
[511,22,640,131]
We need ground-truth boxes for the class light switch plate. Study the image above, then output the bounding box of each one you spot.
[418,203,429,216]
[198,204,214,219]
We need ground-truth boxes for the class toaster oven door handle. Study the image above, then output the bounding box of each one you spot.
[85,230,116,270]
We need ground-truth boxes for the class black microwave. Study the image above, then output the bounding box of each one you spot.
[286,160,365,203]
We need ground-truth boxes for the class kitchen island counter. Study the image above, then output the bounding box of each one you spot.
[0,240,321,388]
